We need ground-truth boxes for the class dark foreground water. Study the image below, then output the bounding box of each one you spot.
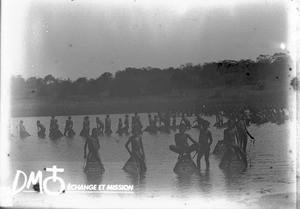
[3,114,296,208]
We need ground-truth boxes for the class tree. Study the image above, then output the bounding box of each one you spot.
[100,72,113,80]
[110,78,142,97]
[56,79,73,99]
[145,76,171,95]
[43,74,56,85]
[10,52,291,100]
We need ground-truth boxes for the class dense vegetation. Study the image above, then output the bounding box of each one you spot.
[11,53,291,100]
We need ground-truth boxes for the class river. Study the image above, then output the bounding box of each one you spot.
[5,113,296,208]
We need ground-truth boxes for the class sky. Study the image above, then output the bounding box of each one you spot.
[2,0,291,80]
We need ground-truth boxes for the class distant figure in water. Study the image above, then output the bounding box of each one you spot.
[147,113,153,127]
[194,113,205,129]
[131,113,143,134]
[180,114,191,129]
[84,128,104,172]
[235,115,254,153]
[64,116,76,137]
[131,115,136,130]
[116,118,123,136]
[96,117,104,135]
[197,121,212,169]
[224,119,239,146]
[171,114,177,130]
[123,114,130,134]
[145,113,157,133]
[220,118,249,167]
[80,116,90,137]
[157,112,162,127]
[125,124,146,171]
[104,114,112,135]
[50,119,63,139]
[154,115,158,127]
[18,120,30,139]
[37,120,46,138]
[169,124,198,159]
[49,116,56,137]
[137,116,143,132]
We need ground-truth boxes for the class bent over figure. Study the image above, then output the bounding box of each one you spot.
[37,120,46,138]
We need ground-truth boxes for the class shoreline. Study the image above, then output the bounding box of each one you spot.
[10,87,290,118]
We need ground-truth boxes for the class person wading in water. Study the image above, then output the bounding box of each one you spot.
[116,118,123,136]
[105,114,112,135]
[80,116,90,137]
[37,120,46,138]
[236,115,254,153]
[64,116,75,137]
[125,124,146,171]
[51,119,63,138]
[169,124,198,159]
[18,120,30,139]
[49,116,56,138]
[96,117,104,134]
[83,128,105,172]
[197,121,212,169]
[180,114,191,130]
[124,114,130,134]
[222,119,247,167]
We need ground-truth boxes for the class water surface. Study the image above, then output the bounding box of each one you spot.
[7,114,295,208]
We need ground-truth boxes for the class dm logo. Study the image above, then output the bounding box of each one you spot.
[12,166,65,195]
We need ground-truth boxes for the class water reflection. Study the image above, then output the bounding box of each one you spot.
[175,173,195,192]
[85,172,103,185]
[197,169,212,194]
[221,167,247,192]
[124,171,146,192]
[49,137,61,146]
[65,136,75,147]
[8,114,293,199]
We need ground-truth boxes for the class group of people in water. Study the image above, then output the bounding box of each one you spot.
[14,104,290,172]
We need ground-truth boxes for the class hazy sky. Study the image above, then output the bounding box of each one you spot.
[3,0,289,80]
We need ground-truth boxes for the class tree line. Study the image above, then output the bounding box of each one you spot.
[11,52,291,99]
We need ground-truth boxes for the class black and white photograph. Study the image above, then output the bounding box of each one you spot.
[1,0,299,208]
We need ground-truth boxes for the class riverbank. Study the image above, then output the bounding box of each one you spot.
[10,84,292,117]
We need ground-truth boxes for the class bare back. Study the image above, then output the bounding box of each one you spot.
[175,133,189,149]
